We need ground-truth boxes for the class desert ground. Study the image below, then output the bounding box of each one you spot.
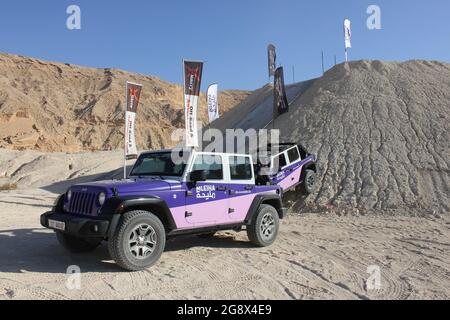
[0,187,448,300]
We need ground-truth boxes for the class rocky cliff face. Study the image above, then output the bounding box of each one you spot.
[0,53,249,152]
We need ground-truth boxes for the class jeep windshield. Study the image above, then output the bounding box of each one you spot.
[129,151,188,178]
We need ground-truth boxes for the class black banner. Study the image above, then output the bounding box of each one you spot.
[3,300,435,319]
[126,82,142,113]
[184,61,203,96]
[273,67,289,117]
[268,44,276,77]
[183,60,204,147]
[125,82,142,160]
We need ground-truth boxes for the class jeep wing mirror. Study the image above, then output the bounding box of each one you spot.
[190,170,207,183]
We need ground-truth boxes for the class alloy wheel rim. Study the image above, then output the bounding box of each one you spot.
[306,173,315,190]
[260,213,275,240]
[128,224,157,259]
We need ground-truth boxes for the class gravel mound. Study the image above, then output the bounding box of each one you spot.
[277,60,450,214]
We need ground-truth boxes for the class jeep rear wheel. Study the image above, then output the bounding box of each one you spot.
[247,204,279,247]
[300,169,316,195]
[108,210,166,271]
[56,232,102,253]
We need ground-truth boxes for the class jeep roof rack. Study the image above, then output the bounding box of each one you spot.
[257,143,298,155]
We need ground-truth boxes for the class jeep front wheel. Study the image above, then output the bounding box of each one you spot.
[247,204,279,247]
[108,210,166,271]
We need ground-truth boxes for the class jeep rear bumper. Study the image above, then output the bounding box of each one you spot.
[40,211,111,238]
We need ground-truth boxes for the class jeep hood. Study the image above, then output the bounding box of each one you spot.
[74,179,181,196]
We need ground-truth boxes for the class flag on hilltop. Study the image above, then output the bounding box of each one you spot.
[344,18,352,61]
[268,44,277,78]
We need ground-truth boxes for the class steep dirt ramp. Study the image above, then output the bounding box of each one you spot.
[277,60,450,215]
[211,80,315,132]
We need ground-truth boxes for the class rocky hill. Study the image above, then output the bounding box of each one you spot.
[278,60,450,215]
[211,60,449,215]
[0,53,249,152]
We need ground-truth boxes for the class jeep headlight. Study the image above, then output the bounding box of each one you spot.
[67,189,72,201]
[98,192,106,206]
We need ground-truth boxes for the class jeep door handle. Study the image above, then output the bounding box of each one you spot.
[244,186,254,191]
[217,186,227,191]
[229,190,236,195]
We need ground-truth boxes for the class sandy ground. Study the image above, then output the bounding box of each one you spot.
[0,188,448,300]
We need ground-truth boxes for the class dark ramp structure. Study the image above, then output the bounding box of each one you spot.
[211,80,316,132]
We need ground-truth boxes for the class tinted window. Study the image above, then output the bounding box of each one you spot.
[130,152,186,177]
[273,153,287,172]
[192,155,223,180]
[287,147,300,163]
[229,156,253,180]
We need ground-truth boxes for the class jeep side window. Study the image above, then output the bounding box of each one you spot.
[191,155,223,180]
[273,153,287,173]
[229,156,253,180]
[287,147,301,163]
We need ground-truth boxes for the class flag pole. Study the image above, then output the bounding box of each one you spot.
[123,82,127,180]
[321,51,325,75]
[292,65,295,84]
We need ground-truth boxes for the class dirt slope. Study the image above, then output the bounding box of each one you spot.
[277,60,450,215]
[209,60,449,215]
[0,53,249,152]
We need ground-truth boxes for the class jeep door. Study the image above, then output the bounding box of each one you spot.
[276,146,303,191]
[185,153,229,227]
[227,155,256,223]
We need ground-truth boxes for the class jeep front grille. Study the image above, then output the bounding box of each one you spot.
[67,192,97,216]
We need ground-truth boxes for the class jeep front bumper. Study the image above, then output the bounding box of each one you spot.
[40,211,110,238]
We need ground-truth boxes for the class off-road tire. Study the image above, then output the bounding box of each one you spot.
[56,232,102,253]
[247,204,279,247]
[108,210,166,271]
[300,169,316,195]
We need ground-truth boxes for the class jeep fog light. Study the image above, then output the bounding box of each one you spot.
[98,192,106,206]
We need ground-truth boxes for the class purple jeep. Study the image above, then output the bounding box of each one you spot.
[41,150,287,271]
[257,143,317,195]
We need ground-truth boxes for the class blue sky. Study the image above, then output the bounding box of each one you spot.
[0,0,449,90]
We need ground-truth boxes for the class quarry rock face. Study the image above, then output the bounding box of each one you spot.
[278,60,449,214]
[0,53,249,152]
